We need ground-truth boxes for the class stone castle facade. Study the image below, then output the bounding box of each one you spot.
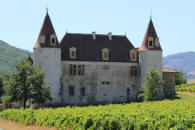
[33,12,176,105]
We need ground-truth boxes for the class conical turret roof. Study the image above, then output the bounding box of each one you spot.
[34,12,59,48]
[139,19,162,51]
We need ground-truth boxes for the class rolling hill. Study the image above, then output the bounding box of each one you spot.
[163,51,195,79]
[0,40,31,75]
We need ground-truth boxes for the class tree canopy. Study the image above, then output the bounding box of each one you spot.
[2,59,52,109]
[175,70,187,85]
[142,67,164,101]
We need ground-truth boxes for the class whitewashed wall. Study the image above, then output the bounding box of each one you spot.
[33,48,61,103]
[139,50,162,83]
[139,50,164,97]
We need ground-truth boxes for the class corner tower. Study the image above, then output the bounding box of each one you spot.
[138,19,163,96]
[33,12,61,103]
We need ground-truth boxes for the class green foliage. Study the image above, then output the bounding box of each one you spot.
[0,40,31,74]
[2,59,52,109]
[136,93,144,102]
[0,97,195,129]
[142,67,164,101]
[0,75,3,97]
[175,70,187,85]
[176,83,195,92]
[1,96,12,107]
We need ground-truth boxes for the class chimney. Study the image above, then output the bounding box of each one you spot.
[92,31,96,40]
[108,32,112,40]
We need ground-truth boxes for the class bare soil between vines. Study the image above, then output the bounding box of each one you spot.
[177,91,195,96]
[0,118,56,130]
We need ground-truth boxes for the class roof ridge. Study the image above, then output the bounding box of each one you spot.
[66,32,126,37]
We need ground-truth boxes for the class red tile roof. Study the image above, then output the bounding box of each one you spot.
[163,67,178,73]
[34,12,60,49]
[139,19,162,51]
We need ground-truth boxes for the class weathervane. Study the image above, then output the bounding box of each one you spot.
[150,8,152,19]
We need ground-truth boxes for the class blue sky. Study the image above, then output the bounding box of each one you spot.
[0,0,194,56]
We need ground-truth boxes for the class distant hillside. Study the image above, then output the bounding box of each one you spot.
[0,40,31,74]
[163,51,195,79]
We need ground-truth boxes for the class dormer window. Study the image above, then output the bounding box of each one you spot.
[102,48,109,61]
[129,49,137,61]
[70,47,77,59]
[50,34,56,45]
[148,36,154,48]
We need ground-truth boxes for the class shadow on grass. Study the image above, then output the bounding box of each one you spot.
[164,94,181,100]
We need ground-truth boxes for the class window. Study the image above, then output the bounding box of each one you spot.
[70,64,85,76]
[102,81,110,85]
[78,65,85,75]
[69,86,75,96]
[69,47,77,59]
[132,53,136,59]
[70,64,76,75]
[104,52,108,59]
[50,34,56,45]
[129,49,137,61]
[127,88,130,93]
[130,66,137,77]
[52,38,56,44]
[71,51,75,57]
[148,37,154,48]
[149,41,153,46]
[102,48,109,61]
[80,87,86,96]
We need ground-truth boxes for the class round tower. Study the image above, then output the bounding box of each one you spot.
[138,19,164,98]
[33,12,61,103]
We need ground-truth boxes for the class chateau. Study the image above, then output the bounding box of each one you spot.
[33,12,176,105]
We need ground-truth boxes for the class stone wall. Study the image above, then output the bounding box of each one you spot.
[163,72,177,97]
[61,61,139,105]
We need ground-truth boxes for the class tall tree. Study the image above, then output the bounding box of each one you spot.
[3,59,52,109]
[142,67,164,101]
[175,70,187,85]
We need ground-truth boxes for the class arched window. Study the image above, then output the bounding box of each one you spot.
[69,47,77,59]
[102,48,109,61]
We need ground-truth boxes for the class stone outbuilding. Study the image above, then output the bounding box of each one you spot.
[162,67,178,97]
